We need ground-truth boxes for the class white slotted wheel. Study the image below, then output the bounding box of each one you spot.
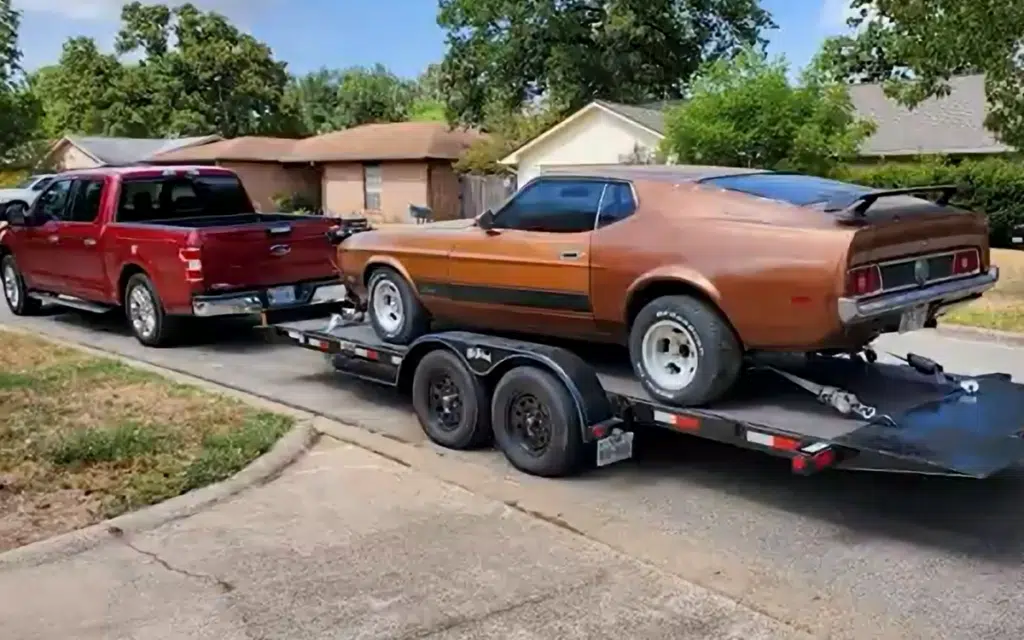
[372,278,405,335]
[641,319,701,391]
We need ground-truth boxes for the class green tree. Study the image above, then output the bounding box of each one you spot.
[816,0,1020,146]
[436,0,774,126]
[32,2,299,139]
[0,0,40,164]
[284,68,343,135]
[333,64,415,128]
[408,63,446,122]
[454,101,562,174]
[660,48,876,176]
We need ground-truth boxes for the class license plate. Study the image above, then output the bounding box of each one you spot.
[596,430,634,467]
[1013,236,1022,244]
[267,285,296,306]
[898,304,929,333]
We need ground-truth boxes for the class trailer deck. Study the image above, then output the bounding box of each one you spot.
[276,316,1024,479]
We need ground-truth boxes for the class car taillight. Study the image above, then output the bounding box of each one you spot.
[951,248,980,275]
[178,247,203,283]
[846,264,881,297]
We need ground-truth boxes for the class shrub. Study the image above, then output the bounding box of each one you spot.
[838,157,1024,248]
[272,191,317,214]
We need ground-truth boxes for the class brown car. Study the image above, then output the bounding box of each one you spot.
[336,165,999,407]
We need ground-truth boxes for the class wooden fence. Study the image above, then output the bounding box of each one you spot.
[459,174,516,218]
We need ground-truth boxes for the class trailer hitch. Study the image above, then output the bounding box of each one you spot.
[764,366,894,425]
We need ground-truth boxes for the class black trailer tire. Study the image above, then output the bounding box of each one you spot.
[1,254,42,315]
[411,349,492,449]
[124,273,180,347]
[629,294,741,407]
[367,266,430,345]
[491,365,584,478]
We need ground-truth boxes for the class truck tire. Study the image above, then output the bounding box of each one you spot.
[367,266,430,345]
[629,295,742,407]
[1,254,42,315]
[491,365,584,477]
[124,273,180,347]
[411,349,492,449]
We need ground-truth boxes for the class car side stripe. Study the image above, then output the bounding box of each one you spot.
[416,281,591,313]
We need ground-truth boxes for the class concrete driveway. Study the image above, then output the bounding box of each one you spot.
[3,305,1023,639]
[0,437,798,640]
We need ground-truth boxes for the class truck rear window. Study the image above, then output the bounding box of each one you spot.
[116,175,254,223]
[700,173,873,207]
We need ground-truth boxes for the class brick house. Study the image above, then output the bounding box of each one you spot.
[284,122,482,223]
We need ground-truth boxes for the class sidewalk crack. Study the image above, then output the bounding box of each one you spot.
[108,526,235,593]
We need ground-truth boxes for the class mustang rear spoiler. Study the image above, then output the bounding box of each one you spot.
[823,184,958,220]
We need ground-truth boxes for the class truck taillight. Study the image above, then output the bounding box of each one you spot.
[846,264,881,297]
[952,248,980,275]
[178,247,203,283]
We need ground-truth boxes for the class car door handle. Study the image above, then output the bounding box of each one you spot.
[83,238,97,247]
[559,251,583,260]
[47,234,58,243]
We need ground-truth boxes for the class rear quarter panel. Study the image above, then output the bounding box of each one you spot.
[102,224,194,313]
[591,182,854,349]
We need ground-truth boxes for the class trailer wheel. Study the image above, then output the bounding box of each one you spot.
[411,349,492,449]
[491,366,583,477]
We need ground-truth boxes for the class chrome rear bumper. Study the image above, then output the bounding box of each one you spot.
[192,281,347,318]
[838,267,999,324]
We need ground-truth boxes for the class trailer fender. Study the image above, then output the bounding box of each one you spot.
[400,331,616,442]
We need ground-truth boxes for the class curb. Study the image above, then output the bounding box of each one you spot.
[0,411,318,572]
[934,324,1024,347]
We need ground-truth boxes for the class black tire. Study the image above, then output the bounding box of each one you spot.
[123,273,180,347]
[366,266,430,345]
[491,366,584,477]
[628,295,742,407]
[411,349,492,449]
[1,254,42,315]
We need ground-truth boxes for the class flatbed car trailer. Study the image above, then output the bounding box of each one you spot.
[274,313,1024,479]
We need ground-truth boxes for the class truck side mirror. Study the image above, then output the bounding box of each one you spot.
[3,203,27,226]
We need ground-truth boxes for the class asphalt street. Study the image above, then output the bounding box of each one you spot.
[3,304,1023,639]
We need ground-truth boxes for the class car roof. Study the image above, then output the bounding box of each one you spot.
[539,164,770,183]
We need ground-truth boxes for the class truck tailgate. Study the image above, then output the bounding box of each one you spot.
[197,218,334,288]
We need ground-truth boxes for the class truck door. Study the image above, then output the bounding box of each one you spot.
[18,178,74,292]
[53,178,108,301]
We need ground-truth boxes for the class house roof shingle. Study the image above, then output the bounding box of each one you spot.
[284,121,483,163]
[847,74,1010,156]
[595,100,668,134]
[148,136,300,163]
[68,135,220,165]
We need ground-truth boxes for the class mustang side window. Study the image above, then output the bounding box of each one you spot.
[494,179,603,233]
[597,182,636,228]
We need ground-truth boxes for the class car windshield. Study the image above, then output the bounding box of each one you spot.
[15,176,50,190]
[700,173,874,207]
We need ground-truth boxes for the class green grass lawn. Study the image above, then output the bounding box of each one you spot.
[943,248,1024,332]
[0,331,293,552]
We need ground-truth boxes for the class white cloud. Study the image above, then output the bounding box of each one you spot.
[14,0,268,22]
[818,0,859,32]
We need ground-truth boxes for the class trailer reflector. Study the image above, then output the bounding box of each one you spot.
[652,410,700,431]
[745,430,800,451]
[354,347,379,361]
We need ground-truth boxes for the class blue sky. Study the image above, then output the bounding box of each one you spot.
[16,0,857,80]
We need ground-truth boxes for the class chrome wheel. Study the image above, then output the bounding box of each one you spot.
[641,319,700,391]
[371,278,404,335]
[128,284,157,339]
[2,262,20,308]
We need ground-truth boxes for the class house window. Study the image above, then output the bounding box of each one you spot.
[363,163,382,210]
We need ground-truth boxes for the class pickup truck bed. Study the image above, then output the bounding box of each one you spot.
[276,317,1024,479]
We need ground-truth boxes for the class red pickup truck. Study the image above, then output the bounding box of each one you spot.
[0,165,344,346]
